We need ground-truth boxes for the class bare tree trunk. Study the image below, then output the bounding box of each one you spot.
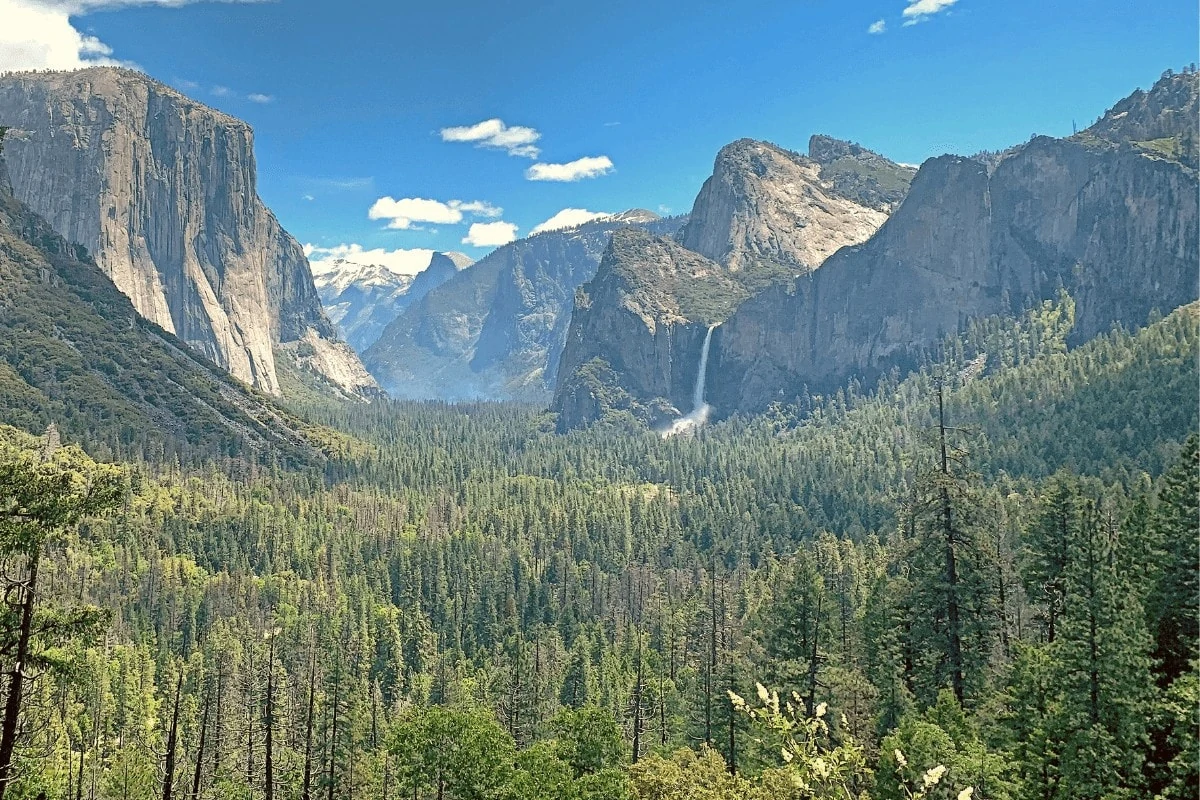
[937,384,965,704]
[162,672,182,800]
[264,634,276,800]
[0,553,40,800]
[190,686,210,800]
[326,666,340,800]
[302,653,316,800]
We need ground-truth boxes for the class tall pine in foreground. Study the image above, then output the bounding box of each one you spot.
[903,383,998,708]
[0,426,124,800]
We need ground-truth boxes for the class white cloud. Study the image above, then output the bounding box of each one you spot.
[0,0,118,72]
[304,243,435,277]
[868,19,886,34]
[247,92,273,103]
[530,208,611,235]
[525,155,614,182]
[367,196,502,230]
[462,221,518,248]
[902,0,957,25]
[440,118,542,159]
[0,0,263,73]
[449,200,502,217]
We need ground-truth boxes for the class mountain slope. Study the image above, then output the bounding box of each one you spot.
[549,137,912,430]
[807,134,918,211]
[314,251,471,351]
[364,213,686,401]
[711,71,1199,415]
[0,67,374,397]
[0,148,321,463]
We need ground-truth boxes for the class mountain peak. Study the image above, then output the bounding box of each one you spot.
[1080,67,1198,167]
[606,208,661,225]
[442,251,475,270]
[679,137,889,280]
[0,70,373,397]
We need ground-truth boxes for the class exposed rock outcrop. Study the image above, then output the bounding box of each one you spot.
[552,229,746,430]
[364,213,686,401]
[0,67,374,396]
[677,139,891,283]
[551,137,910,429]
[0,137,321,462]
[807,134,917,211]
[711,76,1199,413]
[1084,68,1199,148]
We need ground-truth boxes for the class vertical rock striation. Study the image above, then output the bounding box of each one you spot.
[0,67,374,396]
[551,228,747,430]
[712,74,1200,413]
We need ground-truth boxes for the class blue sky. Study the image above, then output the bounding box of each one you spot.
[3,0,1197,272]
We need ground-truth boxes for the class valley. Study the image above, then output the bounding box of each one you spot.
[0,27,1194,800]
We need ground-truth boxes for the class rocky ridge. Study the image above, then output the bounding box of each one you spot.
[314,251,472,351]
[676,138,893,285]
[551,137,911,429]
[710,71,1199,414]
[552,228,745,430]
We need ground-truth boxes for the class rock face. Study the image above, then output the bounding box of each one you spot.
[677,139,893,284]
[552,229,745,430]
[711,73,1199,414]
[550,137,910,430]
[314,251,471,351]
[0,67,374,397]
[0,139,320,462]
[364,213,686,401]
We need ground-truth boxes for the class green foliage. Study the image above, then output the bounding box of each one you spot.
[730,683,872,798]
[551,705,626,776]
[877,692,1012,800]
[389,705,516,799]
[627,747,763,800]
[0,283,1192,799]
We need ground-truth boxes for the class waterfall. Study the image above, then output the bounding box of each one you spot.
[691,324,716,412]
[661,323,718,438]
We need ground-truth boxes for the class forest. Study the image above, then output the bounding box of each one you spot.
[0,296,1195,800]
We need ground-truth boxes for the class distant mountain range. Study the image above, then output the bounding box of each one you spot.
[0,64,1193,442]
[313,250,473,351]
[363,211,686,401]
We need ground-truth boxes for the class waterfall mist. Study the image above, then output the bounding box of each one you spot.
[660,324,717,438]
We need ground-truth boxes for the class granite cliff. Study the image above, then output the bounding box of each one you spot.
[553,72,1198,430]
[676,138,901,285]
[552,137,911,429]
[0,67,374,397]
[553,228,747,430]
[0,135,320,461]
[710,71,1199,414]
